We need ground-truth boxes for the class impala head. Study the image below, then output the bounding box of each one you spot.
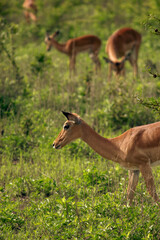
[103,51,131,75]
[45,30,60,51]
[53,111,82,149]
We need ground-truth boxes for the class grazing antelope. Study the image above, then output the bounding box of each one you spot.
[45,31,101,75]
[23,0,37,23]
[53,111,160,205]
[103,27,141,80]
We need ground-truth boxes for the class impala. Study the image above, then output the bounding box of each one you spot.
[45,31,101,75]
[53,111,160,205]
[23,0,37,23]
[103,27,141,80]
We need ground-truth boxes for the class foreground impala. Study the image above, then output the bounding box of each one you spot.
[104,27,141,80]
[23,0,37,23]
[45,31,101,75]
[53,111,160,205]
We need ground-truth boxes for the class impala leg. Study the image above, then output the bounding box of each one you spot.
[89,52,101,73]
[129,58,138,77]
[120,68,125,78]
[108,64,112,81]
[69,55,76,76]
[95,56,101,72]
[139,163,160,203]
[128,48,138,77]
[24,11,30,23]
[127,170,139,205]
[133,44,141,77]
[29,12,37,22]
[133,62,138,77]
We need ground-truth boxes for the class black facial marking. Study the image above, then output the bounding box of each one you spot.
[64,124,70,130]
[115,62,120,66]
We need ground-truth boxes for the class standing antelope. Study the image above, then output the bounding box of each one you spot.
[23,0,37,23]
[103,27,141,80]
[45,31,101,75]
[53,111,160,206]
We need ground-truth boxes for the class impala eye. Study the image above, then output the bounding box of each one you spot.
[64,124,70,130]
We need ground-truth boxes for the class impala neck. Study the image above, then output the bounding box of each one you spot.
[80,121,125,163]
[51,39,68,54]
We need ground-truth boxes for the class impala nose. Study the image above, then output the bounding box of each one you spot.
[53,143,55,148]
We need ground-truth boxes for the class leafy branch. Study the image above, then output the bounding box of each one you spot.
[137,97,160,114]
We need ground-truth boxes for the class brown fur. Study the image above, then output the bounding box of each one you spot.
[45,32,101,75]
[23,0,37,23]
[53,112,160,205]
[104,27,141,80]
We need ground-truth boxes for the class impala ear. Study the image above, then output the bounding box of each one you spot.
[62,111,81,124]
[55,30,60,35]
[53,30,60,38]
[103,56,112,64]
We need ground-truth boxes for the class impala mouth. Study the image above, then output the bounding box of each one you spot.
[56,145,61,149]
[53,143,61,149]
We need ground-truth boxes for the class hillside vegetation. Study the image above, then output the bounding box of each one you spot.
[0,0,160,239]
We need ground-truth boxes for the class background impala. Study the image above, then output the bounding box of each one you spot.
[23,0,37,23]
[104,27,141,80]
[45,31,101,75]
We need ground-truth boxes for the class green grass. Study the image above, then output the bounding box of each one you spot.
[0,153,160,239]
[1,0,160,239]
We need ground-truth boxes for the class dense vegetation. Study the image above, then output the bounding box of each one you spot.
[0,0,160,239]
